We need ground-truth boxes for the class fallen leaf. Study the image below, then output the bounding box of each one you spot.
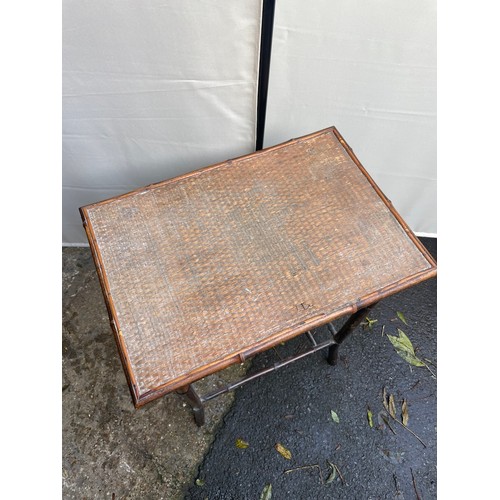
[398,350,426,367]
[402,399,409,426]
[396,329,415,352]
[380,411,397,434]
[387,329,426,367]
[367,408,374,428]
[195,478,205,486]
[382,387,390,412]
[397,311,408,325]
[388,394,397,419]
[235,438,249,449]
[326,461,337,484]
[260,483,272,500]
[275,443,292,460]
[330,410,340,423]
[333,463,346,485]
[363,317,378,330]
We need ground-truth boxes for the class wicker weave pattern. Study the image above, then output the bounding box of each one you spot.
[83,129,435,401]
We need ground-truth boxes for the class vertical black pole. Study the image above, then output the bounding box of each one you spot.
[256,0,276,151]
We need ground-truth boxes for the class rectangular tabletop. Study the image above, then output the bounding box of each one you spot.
[80,127,437,407]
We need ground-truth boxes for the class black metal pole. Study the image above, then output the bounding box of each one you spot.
[256,0,276,151]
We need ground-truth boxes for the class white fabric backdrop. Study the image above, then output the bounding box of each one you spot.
[63,0,262,244]
[264,0,437,235]
[63,0,436,244]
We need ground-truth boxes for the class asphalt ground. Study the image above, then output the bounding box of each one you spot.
[187,237,437,500]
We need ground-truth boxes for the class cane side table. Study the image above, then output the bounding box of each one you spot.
[80,126,437,425]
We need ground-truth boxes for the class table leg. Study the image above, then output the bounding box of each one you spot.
[177,384,205,427]
[326,305,376,365]
[327,342,340,366]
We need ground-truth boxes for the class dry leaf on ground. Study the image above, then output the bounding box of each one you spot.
[363,317,378,330]
[402,399,409,426]
[367,408,374,428]
[235,438,249,449]
[275,443,292,460]
[326,461,337,484]
[388,394,397,419]
[397,311,408,325]
[260,483,272,500]
[382,387,390,412]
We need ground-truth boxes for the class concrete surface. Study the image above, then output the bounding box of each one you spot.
[62,247,249,499]
[187,238,437,499]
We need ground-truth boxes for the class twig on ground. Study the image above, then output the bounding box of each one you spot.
[284,464,323,484]
[411,468,422,500]
[393,474,402,496]
[388,413,427,448]
[333,464,346,485]
[380,412,397,435]
[423,360,436,378]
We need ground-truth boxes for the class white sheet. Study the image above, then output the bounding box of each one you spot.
[264,0,436,234]
[63,0,437,243]
[63,0,262,244]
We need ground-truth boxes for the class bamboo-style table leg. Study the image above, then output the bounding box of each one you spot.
[177,385,205,427]
[326,304,376,365]
[186,385,205,427]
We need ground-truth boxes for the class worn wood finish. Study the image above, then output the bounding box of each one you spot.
[80,126,437,407]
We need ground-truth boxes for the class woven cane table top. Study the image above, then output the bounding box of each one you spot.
[80,127,437,407]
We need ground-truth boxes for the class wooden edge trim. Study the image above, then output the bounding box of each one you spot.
[329,127,437,269]
[134,265,436,407]
[79,207,141,405]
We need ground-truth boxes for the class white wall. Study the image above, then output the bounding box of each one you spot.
[264,0,436,235]
[63,0,436,244]
[63,0,262,244]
